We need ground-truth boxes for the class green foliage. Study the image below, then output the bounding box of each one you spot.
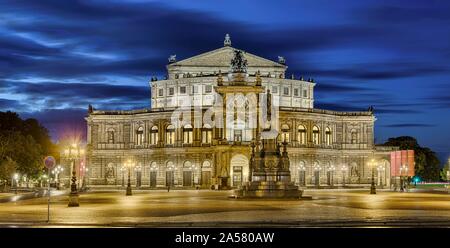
[0,111,56,180]
[383,136,441,181]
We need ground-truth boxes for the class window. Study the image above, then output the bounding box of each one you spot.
[158,88,164,97]
[168,87,174,96]
[150,126,158,145]
[202,124,212,144]
[204,85,212,93]
[297,125,306,145]
[136,126,144,146]
[272,86,278,94]
[234,129,242,142]
[180,86,186,94]
[281,124,290,142]
[325,127,332,146]
[294,88,299,97]
[303,89,308,98]
[166,125,175,145]
[283,87,290,96]
[183,124,193,144]
[192,85,198,94]
[312,126,320,145]
[107,129,115,144]
[351,129,357,144]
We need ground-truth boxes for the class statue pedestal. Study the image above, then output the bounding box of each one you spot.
[68,193,79,207]
[236,171,303,198]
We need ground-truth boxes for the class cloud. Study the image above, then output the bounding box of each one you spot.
[382,123,436,128]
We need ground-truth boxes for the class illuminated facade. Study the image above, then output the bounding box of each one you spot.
[82,35,396,189]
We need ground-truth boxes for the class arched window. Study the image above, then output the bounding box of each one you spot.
[136,126,144,145]
[312,126,320,145]
[183,124,193,144]
[202,124,212,144]
[150,126,158,145]
[166,125,175,145]
[281,124,290,142]
[325,127,332,146]
[351,129,357,144]
[107,128,115,144]
[297,125,306,145]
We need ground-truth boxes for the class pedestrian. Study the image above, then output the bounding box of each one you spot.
[167,185,170,192]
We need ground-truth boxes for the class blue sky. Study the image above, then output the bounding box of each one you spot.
[0,0,449,164]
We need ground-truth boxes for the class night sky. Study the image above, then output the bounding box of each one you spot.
[0,0,449,164]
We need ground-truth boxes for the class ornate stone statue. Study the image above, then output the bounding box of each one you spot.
[168,54,177,64]
[224,33,231,47]
[230,49,247,73]
[278,56,286,65]
[255,70,262,86]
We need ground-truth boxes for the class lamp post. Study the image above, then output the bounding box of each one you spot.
[62,143,84,207]
[125,160,135,196]
[377,165,385,188]
[368,159,376,194]
[400,164,408,192]
[341,165,348,187]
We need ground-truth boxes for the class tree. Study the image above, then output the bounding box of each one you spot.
[441,158,450,182]
[0,111,56,181]
[383,136,441,182]
[0,157,17,191]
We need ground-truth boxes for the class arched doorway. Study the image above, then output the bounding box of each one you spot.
[149,162,158,187]
[166,161,175,187]
[230,154,249,187]
[183,161,194,187]
[201,161,212,188]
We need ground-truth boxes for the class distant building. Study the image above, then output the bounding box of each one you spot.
[71,35,397,189]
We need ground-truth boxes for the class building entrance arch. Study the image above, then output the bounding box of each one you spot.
[230,154,249,187]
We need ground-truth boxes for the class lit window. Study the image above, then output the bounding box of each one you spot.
[166,125,175,145]
[202,124,212,144]
[297,125,306,145]
[150,126,158,145]
[325,127,332,146]
[136,126,144,146]
[183,124,193,144]
[312,126,320,145]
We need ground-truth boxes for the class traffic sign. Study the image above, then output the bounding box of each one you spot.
[44,156,56,169]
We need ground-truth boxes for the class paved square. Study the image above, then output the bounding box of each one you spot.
[0,189,449,227]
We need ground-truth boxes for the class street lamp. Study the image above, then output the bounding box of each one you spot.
[400,164,409,192]
[368,158,376,194]
[341,165,348,187]
[377,165,385,188]
[62,143,84,207]
[124,160,135,196]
